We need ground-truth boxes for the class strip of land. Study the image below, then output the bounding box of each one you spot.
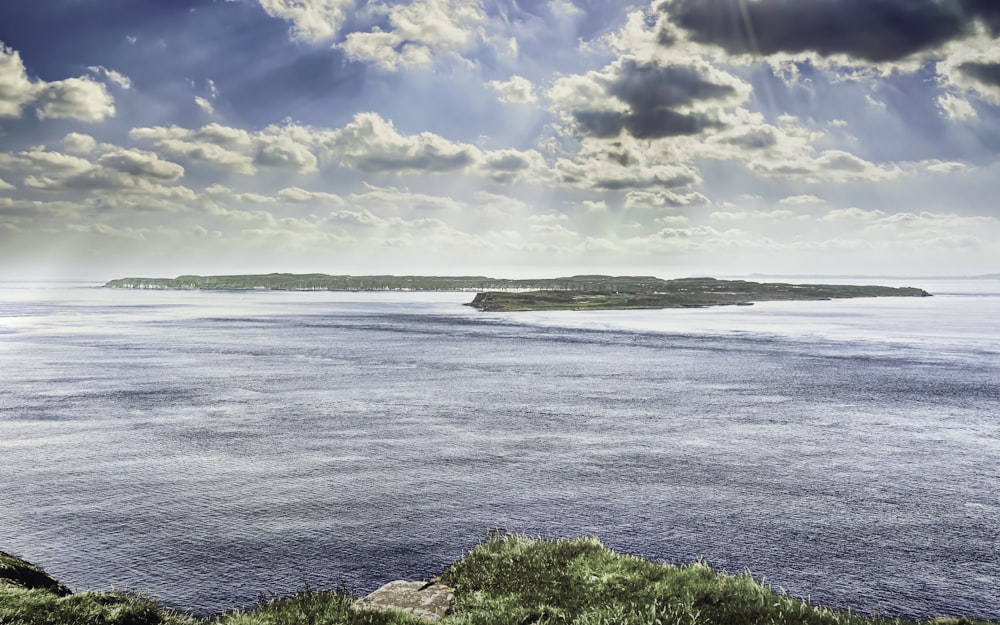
[105,273,931,311]
[1,536,992,624]
[466,277,931,311]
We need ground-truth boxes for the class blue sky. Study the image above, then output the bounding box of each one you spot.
[2,0,999,279]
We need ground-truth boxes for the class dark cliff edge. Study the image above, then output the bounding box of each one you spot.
[0,550,71,597]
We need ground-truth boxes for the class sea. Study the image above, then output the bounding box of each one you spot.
[0,278,997,618]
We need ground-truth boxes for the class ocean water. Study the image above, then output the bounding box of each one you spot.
[0,279,998,618]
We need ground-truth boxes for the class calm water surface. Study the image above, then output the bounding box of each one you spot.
[1,280,998,617]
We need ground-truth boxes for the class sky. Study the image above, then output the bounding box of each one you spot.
[2,0,1000,280]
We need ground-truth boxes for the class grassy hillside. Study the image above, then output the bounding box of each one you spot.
[1,536,990,625]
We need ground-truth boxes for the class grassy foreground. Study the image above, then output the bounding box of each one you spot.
[1,535,991,625]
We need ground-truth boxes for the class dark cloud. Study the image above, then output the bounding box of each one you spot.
[574,109,719,139]
[960,0,1000,34]
[611,61,736,110]
[574,111,627,138]
[572,61,734,139]
[663,0,993,62]
[625,109,721,138]
[960,62,1000,87]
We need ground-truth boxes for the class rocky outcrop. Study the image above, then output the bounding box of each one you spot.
[0,550,71,596]
[354,579,455,622]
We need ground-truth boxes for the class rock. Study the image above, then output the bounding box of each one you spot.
[0,550,71,596]
[354,579,455,622]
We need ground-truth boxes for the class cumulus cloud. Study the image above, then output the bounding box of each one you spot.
[488,75,538,105]
[36,77,115,121]
[1,43,115,121]
[63,132,98,154]
[322,112,475,173]
[555,150,701,191]
[320,112,545,182]
[820,207,887,222]
[0,147,192,204]
[131,123,317,175]
[339,0,487,70]
[276,186,345,205]
[257,0,355,42]
[0,44,36,117]
[624,190,710,208]
[97,148,184,181]
[479,149,547,183]
[779,194,825,205]
[750,149,904,184]
[0,177,14,191]
[254,135,319,173]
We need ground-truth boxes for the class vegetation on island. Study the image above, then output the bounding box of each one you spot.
[467,277,931,311]
[102,273,673,292]
[103,273,931,312]
[1,536,991,625]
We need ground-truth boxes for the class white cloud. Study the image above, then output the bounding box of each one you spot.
[624,190,710,209]
[820,207,887,222]
[63,133,98,154]
[148,137,256,175]
[194,96,215,114]
[779,194,824,205]
[0,44,36,117]
[276,186,344,206]
[937,93,977,121]
[87,66,132,89]
[322,112,475,173]
[654,215,690,226]
[320,112,545,182]
[0,177,14,191]
[257,0,355,42]
[339,0,487,70]
[131,123,318,175]
[36,77,115,121]
[254,134,319,174]
[0,147,192,206]
[488,75,538,105]
[1,43,115,122]
[97,148,184,181]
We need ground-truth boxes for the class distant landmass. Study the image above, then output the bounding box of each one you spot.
[105,273,932,311]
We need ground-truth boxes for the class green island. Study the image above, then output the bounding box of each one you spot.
[104,274,931,312]
[1,535,991,625]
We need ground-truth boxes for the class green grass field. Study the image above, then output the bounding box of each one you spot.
[1,535,991,625]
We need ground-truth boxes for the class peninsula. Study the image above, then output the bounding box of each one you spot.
[104,273,931,311]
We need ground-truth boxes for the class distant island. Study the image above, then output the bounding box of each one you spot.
[104,273,932,312]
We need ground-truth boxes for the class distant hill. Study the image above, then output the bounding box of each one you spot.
[104,273,932,312]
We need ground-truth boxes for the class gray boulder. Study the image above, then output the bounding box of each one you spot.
[354,579,455,622]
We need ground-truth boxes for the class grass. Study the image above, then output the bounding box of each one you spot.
[1,535,993,625]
